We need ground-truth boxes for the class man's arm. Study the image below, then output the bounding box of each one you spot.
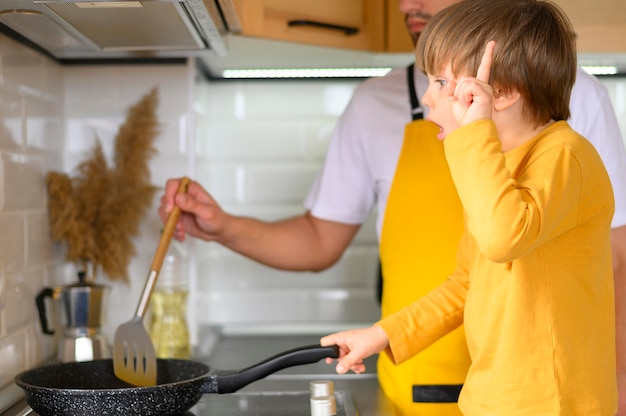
[213,211,361,271]
[612,225,626,415]
[159,177,361,272]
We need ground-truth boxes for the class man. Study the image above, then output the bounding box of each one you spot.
[159,0,626,414]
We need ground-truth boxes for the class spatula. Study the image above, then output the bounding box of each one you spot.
[113,176,191,386]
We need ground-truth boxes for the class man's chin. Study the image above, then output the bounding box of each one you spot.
[410,32,420,47]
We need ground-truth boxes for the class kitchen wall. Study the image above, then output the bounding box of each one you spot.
[192,79,380,334]
[0,34,64,403]
[0,32,198,403]
[2,28,626,401]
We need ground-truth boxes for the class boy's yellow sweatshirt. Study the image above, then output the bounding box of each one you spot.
[378,120,617,415]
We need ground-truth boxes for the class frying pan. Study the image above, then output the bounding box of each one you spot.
[15,344,339,416]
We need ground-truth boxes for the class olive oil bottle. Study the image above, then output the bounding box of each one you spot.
[148,239,191,359]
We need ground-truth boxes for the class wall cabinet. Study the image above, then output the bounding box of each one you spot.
[385,0,414,53]
[550,0,626,52]
[230,1,626,54]
[231,0,414,53]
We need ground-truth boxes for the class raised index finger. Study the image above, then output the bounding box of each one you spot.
[476,40,496,83]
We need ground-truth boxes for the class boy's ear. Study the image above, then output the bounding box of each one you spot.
[493,89,521,111]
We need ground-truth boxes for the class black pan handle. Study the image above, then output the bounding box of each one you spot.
[287,19,358,35]
[208,344,339,394]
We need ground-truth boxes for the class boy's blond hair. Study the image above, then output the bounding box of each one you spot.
[416,0,577,127]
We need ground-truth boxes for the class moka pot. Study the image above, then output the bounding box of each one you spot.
[36,272,110,362]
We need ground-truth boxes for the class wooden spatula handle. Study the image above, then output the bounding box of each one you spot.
[134,177,191,318]
[150,176,191,272]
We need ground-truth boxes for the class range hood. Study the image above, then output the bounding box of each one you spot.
[0,0,240,60]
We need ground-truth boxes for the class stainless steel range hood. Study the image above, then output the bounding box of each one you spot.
[0,0,239,60]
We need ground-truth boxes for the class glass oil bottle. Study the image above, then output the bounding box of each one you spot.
[148,239,191,359]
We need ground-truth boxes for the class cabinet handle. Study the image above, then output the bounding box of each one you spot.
[287,20,359,35]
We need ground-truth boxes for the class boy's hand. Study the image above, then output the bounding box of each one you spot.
[450,40,496,126]
[320,325,389,374]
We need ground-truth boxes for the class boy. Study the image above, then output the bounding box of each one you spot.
[320,0,617,414]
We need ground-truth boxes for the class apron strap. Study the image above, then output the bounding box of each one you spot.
[407,63,424,121]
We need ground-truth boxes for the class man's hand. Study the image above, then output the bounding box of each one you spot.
[158,177,228,242]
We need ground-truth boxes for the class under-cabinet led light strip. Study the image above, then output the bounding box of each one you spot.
[223,65,619,79]
[222,67,393,79]
[581,65,618,76]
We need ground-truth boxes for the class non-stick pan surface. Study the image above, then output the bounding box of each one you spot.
[15,344,339,416]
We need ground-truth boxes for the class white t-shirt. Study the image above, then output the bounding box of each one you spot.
[306,66,626,239]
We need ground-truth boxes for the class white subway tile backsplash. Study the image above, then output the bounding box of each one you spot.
[197,81,358,121]
[24,324,48,371]
[196,245,378,292]
[150,155,189,190]
[0,330,27,389]
[63,116,122,173]
[0,33,64,392]
[196,287,380,325]
[64,65,190,117]
[0,269,4,335]
[194,161,240,203]
[0,155,3,212]
[243,162,321,204]
[191,77,380,330]
[302,122,335,160]
[24,96,63,153]
[0,213,25,271]
[4,275,35,334]
[155,116,189,157]
[0,89,24,150]
[2,46,49,96]
[196,121,308,160]
[0,153,46,211]
[26,212,54,267]
[197,119,337,161]
[18,268,46,303]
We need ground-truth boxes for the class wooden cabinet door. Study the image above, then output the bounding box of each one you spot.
[232,0,386,51]
[385,0,413,53]
[554,0,626,52]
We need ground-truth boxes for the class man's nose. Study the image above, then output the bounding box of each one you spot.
[398,0,424,14]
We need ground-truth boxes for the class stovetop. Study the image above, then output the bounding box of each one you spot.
[8,391,355,416]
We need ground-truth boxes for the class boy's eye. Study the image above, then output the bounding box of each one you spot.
[436,79,448,87]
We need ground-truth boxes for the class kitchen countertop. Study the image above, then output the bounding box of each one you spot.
[193,330,396,416]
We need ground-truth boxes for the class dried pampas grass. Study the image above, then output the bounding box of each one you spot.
[46,87,161,282]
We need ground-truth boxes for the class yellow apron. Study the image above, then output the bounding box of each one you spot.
[377,65,470,415]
